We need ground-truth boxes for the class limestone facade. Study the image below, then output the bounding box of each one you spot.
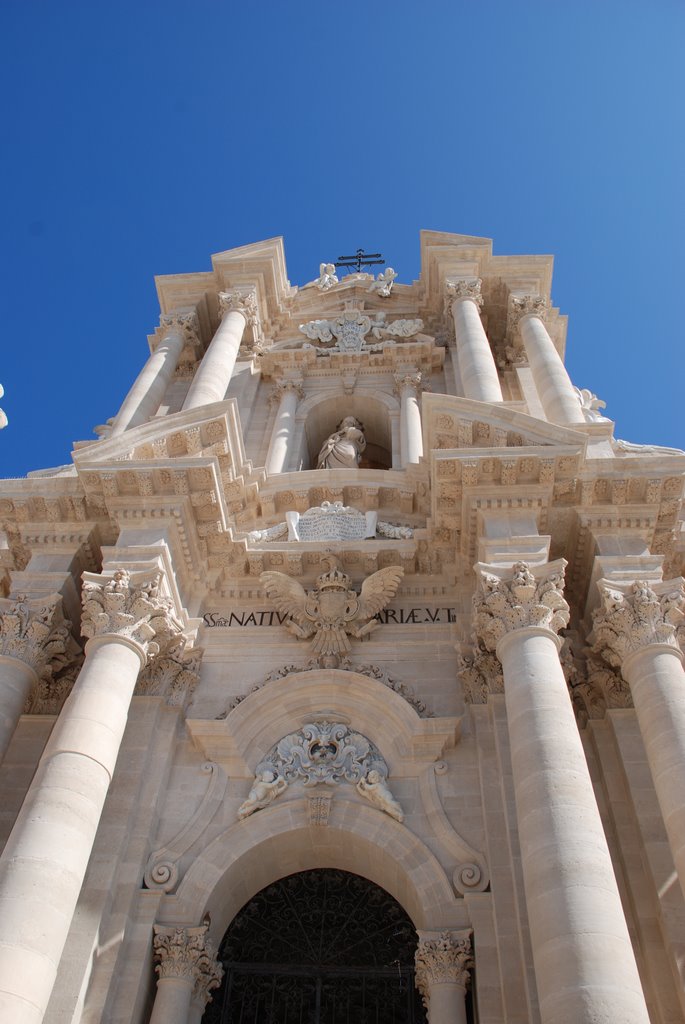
[1,230,685,1023]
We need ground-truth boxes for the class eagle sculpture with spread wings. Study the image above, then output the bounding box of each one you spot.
[260,556,404,665]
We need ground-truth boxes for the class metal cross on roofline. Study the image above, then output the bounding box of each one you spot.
[335,248,385,274]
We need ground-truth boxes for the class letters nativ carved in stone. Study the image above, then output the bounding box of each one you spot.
[414,931,474,1007]
[473,560,570,652]
[591,579,685,668]
[81,568,185,661]
[260,555,403,666]
[0,593,78,678]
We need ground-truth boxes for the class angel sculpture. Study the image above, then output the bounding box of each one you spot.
[357,769,404,822]
[367,267,397,297]
[260,555,404,666]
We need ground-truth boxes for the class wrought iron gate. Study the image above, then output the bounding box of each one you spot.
[203,869,427,1024]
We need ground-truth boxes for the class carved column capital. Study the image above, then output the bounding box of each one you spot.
[414,931,473,1006]
[507,294,548,337]
[473,559,570,652]
[591,578,685,668]
[159,309,200,343]
[393,369,428,396]
[269,377,305,406]
[80,568,185,662]
[0,593,77,678]
[458,640,504,703]
[444,276,483,311]
[153,924,222,986]
[218,286,259,326]
[136,639,202,707]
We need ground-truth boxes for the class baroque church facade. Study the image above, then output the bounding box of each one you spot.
[1,230,685,1024]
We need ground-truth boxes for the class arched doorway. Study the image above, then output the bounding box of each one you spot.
[202,868,427,1023]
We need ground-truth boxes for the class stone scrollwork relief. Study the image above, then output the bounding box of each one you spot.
[574,386,609,423]
[591,578,685,668]
[414,931,474,1007]
[419,764,489,894]
[239,721,403,822]
[80,568,185,661]
[473,560,570,652]
[260,555,404,666]
[299,309,423,353]
[0,592,79,679]
[144,762,227,891]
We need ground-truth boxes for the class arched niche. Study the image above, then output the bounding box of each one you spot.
[296,392,399,470]
[156,796,469,941]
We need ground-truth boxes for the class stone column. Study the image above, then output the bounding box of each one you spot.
[394,369,426,467]
[111,311,198,435]
[474,560,650,1024]
[0,594,76,764]
[0,568,186,1024]
[445,278,503,403]
[508,296,584,426]
[414,931,472,1024]
[592,578,685,901]
[182,287,258,411]
[265,377,304,475]
[151,925,223,1024]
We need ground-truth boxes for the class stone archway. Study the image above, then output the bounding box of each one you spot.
[203,868,427,1023]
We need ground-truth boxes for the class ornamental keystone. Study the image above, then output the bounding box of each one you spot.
[473,560,570,652]
[0,593,78,678]
[590,578,685,668]
[80,568,185,661]
[414,931,473,1007]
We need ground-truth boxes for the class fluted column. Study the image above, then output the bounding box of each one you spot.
[265,377,304,475]
[445,278,503,403]
[508,296,584,425]
[0,568,187,1024]
[592,578,685,901]
[414,931,472,1024]
[394,369,426,467]
[0,594,76,764]
[111,311,198,435]
[151,925,223,1024]
[474,560,649,1024]
[182,288,258,411]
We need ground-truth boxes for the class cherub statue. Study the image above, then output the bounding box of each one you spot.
[316,263,338,291]
[238,769,287,819]
[367,267,397,297]
[357,769,404,822]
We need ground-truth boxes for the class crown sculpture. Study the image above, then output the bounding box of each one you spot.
[260,556,404,667]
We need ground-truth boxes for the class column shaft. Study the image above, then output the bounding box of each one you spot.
[0,658,38,763]
[497,627,649,1024]
[182,310,246,411]
[265,386,300,475]
[402,386,423,466]
[111,326,185,435]
[519,316,584,425]
[0,638,143,1024]
[427,984,468,1024]
[451,298,503,403]
[149,977,195,1024]
[623,645,685,898]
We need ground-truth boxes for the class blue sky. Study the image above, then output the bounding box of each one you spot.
[1,0,683,477]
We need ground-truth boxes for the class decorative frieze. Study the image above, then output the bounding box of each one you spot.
[414,931,473,1006]
[473,560,570,652]
[0,593,76,678]
[80,568,185,660]
[299,309,423,353]
[591,579,685,668]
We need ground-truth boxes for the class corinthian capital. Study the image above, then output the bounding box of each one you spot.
[507,294,548,335]
[473,559,570,652]
[218,286,259,325]
[393,369,428,396]
[444,277,483,309]
[0,594,77,678]
[160,309,200,342]
[136,638,202,706]
[591,578,685,668]
[269,377,305,405]
[80,568,184,661]
[153,924,223,987]
[414,931,473,1007]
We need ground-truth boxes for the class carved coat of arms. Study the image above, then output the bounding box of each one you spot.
[260,556,403,666]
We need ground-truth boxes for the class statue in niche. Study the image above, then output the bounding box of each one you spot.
[238,769,288,819]
[356,769,404,822]
[316,417,366,469]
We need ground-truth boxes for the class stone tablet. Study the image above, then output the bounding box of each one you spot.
[286,501,377,541]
